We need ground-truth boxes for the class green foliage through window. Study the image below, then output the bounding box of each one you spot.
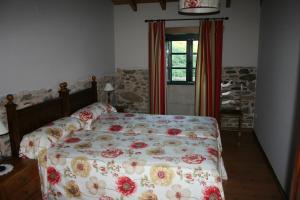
[166,34,198,84]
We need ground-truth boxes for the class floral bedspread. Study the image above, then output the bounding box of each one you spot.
[91,113,223,152]
[37,113,227,200]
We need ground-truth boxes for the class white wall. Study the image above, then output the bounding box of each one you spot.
[255,0,300,194]
[0,0,115,96]
[167,85,194,115]
[114,0,260,69]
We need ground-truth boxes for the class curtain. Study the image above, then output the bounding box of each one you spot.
[149,21,166,114]
[195,20,224,121]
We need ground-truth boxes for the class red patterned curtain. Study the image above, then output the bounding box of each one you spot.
[195,20,224,120]
[149,21,166,114]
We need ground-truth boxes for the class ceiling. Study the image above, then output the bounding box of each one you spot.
[112,0,178,11]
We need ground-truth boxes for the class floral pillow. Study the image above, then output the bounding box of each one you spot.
[19,117,84,159]
[71,102,117,130]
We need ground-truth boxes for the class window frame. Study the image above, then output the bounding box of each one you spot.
[166,34,199,85]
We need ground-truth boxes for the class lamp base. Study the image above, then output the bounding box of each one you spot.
[107,92,111,104]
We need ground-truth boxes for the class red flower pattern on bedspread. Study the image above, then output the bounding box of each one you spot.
[109,125,123,132]
[64,137,81,143]
[101,148,123,158]
[99,196,114,200]
[116,176,137,196]
[207,147,219,158]
[79,110,93,121]
[203,186,222,200]
[167,128,182,136]
[130,141,148,149]
[182,154,206,164]
[47,167,61,185]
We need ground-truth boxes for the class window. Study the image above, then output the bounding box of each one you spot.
[166,34,198,85]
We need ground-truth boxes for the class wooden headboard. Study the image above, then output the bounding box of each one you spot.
[5,76,98,158]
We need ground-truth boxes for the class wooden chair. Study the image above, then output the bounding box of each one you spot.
[220,81,243,145]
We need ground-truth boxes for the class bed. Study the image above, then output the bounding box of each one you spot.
[5,77,227,200]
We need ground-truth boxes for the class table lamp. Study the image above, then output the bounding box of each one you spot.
[104,83,114,104]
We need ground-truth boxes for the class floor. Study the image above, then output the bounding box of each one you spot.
[221,130,286,200]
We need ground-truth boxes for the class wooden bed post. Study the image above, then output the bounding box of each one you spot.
[59,82,70,117]
[91,76,98,102]
[5,94,20,158]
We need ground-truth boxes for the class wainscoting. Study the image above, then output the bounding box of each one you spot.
[112,67,256,128]
[221,67,257,129]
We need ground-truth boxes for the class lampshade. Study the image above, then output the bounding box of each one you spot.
[179,0,220,14]
[0,121,8,136]
[104,83,114,92]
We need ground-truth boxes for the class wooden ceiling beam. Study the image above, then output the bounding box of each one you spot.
[112,0,178,10]
[112,0,177,5]
[160,0,166,10]
[128,0,137,11]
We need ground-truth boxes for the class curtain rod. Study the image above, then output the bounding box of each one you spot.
[145,17,229,23]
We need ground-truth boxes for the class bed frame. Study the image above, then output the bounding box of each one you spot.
[5,76,98,158]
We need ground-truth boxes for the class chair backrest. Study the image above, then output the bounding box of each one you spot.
[221,81,243,110]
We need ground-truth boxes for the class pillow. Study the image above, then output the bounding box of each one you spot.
[71,102,117,130]
[19,117,84,159]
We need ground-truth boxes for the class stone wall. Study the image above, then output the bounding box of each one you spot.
[221,67,257,129]
[114,69,149,113]
[113,67,257,129]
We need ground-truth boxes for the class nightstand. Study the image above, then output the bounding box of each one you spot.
[0,159,42,200]
[114,105,128,113]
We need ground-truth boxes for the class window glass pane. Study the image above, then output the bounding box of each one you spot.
[193,41,198,53]
[172,41,186,53]
[172,69,186,81]
[172,55,186,68]
[193,54,197,68]
[166,54,168,67]
[192,69,196,82]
